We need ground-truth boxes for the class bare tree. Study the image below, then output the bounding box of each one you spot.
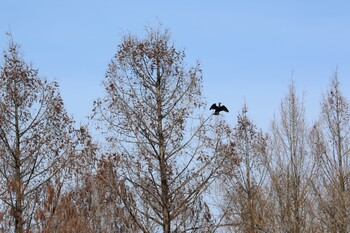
[266,82,314,233]
[0,36,82,232]
[310,73,350,232]
[92,26,225,232]
[221,104,269,232]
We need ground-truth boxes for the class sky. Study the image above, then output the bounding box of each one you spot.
[1,1,350,131]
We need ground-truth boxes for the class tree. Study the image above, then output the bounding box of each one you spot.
[266,82,314,232]
[220,104,269,232]
[310,73,350,232]
[93,26,225,232]
[0,37,82,232]
[34,154,136,233]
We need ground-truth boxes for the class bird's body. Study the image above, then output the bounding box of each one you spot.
[210,103,229,115]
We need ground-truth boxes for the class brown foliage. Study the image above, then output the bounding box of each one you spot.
[92,26,225,233]
[0,35,89,232]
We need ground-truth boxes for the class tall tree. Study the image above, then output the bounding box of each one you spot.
[267,82,313,232]
[310,73,350,232]
[93,26,225,232]
[221,104,269,232]
[0,37,81,232]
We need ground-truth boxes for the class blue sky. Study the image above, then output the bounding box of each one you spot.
[1,1,350,130]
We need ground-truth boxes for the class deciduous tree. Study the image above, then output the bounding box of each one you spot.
[93,26,225,232]
[221,104,269,232]
[0,37,83,232]
[267,82,314,232]
[310,73,350,232]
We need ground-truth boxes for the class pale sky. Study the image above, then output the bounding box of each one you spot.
[1,1,350,130]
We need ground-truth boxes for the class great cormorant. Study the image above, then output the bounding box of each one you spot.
[210,103,229,115]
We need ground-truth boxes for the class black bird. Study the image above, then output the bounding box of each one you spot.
[210,103,229,115]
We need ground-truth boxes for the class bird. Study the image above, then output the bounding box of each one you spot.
[210,103,229,115]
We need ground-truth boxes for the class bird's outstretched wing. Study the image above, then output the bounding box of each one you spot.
[209,103,217,110]
[221,105,229,112]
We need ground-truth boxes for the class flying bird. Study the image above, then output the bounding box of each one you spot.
[210,103,229,115]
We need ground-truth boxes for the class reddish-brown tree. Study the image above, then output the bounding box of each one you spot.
[0,37,84,232]
[93,26,225,232]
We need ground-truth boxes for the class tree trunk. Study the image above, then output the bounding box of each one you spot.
[157,64,171,233]
[14,97,23,233]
